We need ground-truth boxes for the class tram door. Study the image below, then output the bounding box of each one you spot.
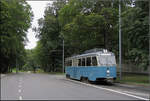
[74,67,77,78]
[73,59,77,78]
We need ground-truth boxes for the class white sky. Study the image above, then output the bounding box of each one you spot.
[25,1,52,49]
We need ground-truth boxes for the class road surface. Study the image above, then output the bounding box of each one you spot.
[1,73,149,100]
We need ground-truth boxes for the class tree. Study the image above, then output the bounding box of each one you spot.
[33,0,67,72]
[122,0,149,70]
[0,0,33,73]
[59,0,119,55]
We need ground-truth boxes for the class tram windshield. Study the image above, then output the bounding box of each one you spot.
[99,55,116,66]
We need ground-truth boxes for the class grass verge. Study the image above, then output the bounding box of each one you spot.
[115,74,149,86]
[46,72,65,75]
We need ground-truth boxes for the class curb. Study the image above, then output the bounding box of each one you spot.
[115,83,150,92]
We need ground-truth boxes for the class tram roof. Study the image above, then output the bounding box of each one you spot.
[65,50,114,60]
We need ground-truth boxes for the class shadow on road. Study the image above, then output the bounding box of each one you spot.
[90,80,114,86]
[66,77,114,86]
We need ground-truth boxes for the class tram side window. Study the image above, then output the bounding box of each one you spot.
[66,60,71,66]
[65,61,67,66]
[82,58,85,66]
[86,57,91,66]
[92,57,97,66]
[66,61,69,66]
[69,60,72,66]
[78,59,82,66]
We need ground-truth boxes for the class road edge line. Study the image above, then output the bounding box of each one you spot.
[19,96,22,100]
[67,79,149,100]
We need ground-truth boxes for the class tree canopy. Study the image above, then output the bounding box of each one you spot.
[0,0,33,73]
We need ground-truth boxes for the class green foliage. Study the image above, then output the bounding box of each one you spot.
[23,49,37,72]
[116,73,149,84]
[0,0,33,73]
[122,1,149,70]
[62,14,105,53]
[60,0,119,54]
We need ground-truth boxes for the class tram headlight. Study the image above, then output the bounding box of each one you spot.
[107,70,110,74]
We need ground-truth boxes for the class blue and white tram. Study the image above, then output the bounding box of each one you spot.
[65,49,117,82]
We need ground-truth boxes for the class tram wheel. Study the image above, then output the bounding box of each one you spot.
[66,74,70,79]
[81,77,90,83]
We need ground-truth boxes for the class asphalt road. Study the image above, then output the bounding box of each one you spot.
[1,73,149,100]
